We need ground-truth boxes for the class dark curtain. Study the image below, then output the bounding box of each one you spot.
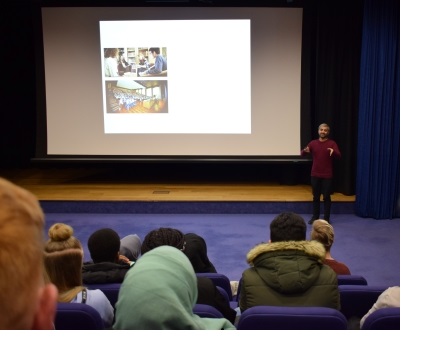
[355,0,400,219]
[302,0,364,196]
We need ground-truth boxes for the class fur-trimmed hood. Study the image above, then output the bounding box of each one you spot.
[246,240,326,265]
[245,240,327,294]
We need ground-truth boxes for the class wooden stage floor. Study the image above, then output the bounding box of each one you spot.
[0,166,355,203]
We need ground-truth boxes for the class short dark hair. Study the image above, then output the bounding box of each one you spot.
[149,47,161,55]
[88,228,120,263]
[141,227,184,255]
[270,212,307,242]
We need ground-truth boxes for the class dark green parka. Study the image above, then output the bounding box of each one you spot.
[239,240,340,312]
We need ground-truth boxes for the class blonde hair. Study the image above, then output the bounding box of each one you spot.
[310,219,335,252]
[0,177,45,329]
[44,223,84,302]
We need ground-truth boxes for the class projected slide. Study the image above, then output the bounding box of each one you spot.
[100,20,251,134]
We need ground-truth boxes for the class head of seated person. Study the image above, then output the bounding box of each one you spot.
[183,233,217,273]
[44,223,84,302]
[141,227,185,254]
[113,245,235,330]
[88,228,121,263]
[140,227,237,324]
[0,177,58,330]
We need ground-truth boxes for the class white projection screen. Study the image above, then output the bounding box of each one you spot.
[35,6,303,161]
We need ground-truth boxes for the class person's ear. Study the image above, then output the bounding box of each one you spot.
[32,283,58,330]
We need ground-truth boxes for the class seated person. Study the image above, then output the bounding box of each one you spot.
[0,177,58,330]
[137,53,149,75]
[82,228,141,284]
[183,232,217,273]
[310,219,351,275]
[118,52,131,75]
[141,227,236,324]
[139,47,167,76]
[239,212,339,312]
[119,233,142,262]
[360,286,400,329]
[113,246,235,330]
[44,223,114,328]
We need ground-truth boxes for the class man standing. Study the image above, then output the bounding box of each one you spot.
[301,123,341,224]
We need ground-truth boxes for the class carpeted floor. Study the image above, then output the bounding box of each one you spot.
[44,212,400,287]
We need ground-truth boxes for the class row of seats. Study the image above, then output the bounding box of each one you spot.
[55,302,399,330]
[82,273,369,308]
[55,273,400,330]
[194,304,400,330]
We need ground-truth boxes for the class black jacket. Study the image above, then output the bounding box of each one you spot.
[82,261,131,284]
[197,277,236,324]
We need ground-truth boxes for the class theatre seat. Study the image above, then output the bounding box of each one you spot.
[236,306,347,330]
[337,274,368,285]
[361,307,400,330]
[193,304,224,319]
[85,283,121,308]
[196,273,234,301]
[55,303,104,330]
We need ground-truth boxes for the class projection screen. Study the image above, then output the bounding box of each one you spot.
[34,5,303,161]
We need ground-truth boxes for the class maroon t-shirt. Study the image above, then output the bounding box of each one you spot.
[324,259,351,275]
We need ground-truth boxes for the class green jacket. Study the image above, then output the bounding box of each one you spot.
[239,240,340,312]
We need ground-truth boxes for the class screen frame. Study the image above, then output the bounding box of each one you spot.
[31,0,313,165]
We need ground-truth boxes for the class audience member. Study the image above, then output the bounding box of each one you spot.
[119,233,142,262]
[82,228,141,284]
[104,48,120,77]
[44,223,114,328]
[183,232,217,273]
[141,227,236,324]
[360,286,400,329]
[113,246,236,329]
[0,177,58,330]
[239,211,340,312]
[310,219,351,275]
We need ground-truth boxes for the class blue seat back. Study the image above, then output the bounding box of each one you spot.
[361,307,400,330]
[196,273,233,301]
[237,306,348,330]
[55,302,104,330]
[193,304,224,319]
[337,274,368,285]
[85,283,121,308]
[339,285,388,320]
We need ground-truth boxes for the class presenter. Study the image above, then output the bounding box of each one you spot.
[301,123,341,224]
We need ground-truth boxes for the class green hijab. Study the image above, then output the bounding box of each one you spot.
[113,245,236,330]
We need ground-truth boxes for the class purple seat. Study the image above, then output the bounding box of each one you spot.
[339,285,388,320]
[193,304,224,319]
[237,306,347,330]
[337,274,368,285]
[361,307,400,330]
[55,303,104,330]
[196,273,233,301]
[85,283,121,308]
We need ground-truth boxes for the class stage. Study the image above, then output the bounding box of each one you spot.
[0,165,355,214]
